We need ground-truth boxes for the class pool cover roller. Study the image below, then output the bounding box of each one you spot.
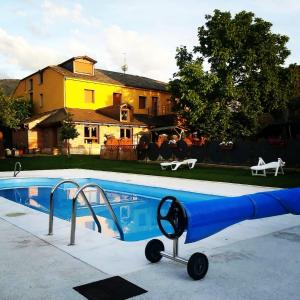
[184,188,300,243]
[145,188,300,280]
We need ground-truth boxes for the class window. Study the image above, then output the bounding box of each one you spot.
[39,71,43,84]
[84,125,98,144]
[113,93,122,105]
[139,96,146,109]
[28,78,33,91]
[161,105,166,115]
[120,128,132,139]
[29,92,33,102]
[39,94,43,108]
[120,108,129,122]
[152,97,158,116]
[84,89,95,103]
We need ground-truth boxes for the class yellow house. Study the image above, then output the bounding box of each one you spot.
[12,56,174,155]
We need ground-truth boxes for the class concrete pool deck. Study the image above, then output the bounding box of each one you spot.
[0,169,300,299]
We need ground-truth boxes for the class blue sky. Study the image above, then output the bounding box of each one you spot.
[0,0,300,81]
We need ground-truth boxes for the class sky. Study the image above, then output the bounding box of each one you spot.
[0,0,300,81]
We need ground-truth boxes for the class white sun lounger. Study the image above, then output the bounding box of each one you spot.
[160,159,197,171]
[250,157,285,176]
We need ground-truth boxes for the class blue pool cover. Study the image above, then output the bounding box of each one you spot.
[183,188,300,243]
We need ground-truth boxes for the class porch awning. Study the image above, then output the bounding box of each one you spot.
[149,126,185,132]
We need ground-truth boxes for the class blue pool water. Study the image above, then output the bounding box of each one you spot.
[0,177,223,241]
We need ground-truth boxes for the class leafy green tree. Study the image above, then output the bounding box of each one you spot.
[169,10,297,140]
[60,113,79,157]
[0,89,32,129]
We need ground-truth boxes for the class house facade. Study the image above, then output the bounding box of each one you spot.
[12,56,173,155]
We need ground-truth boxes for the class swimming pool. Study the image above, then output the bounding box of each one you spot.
[0,177,223,241]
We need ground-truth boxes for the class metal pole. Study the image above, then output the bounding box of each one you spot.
[48,193,54,235]
[13,162,21,177]
[160,238,188,265]
[173,238,179,257]
[160,251,188,265]
[70,198,77,245]
[100,189,124,240]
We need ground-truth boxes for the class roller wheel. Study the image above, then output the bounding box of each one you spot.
[187,252,209,280]
[157,196,187,239]
[145,239,164,263]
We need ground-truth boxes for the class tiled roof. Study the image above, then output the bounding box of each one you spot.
[67,108,146,126]
[31,108,147,127]
[24,110,55,124]
[67,108,120,124]
[59,56,97,65]
[97,104,133,120]
[98,69,167,92]
[49,66,167,92]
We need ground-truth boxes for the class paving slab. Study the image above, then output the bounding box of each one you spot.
[0,219,108,300]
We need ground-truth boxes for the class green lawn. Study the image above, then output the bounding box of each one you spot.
[0,155,299,188]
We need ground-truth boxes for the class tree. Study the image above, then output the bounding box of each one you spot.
[60,113,79,157]
[0,89,32,129]
[169,10,297,140]
[0,89,32,156]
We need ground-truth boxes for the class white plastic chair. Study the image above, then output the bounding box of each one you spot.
[250,157,285,176]
[160,159,197,171]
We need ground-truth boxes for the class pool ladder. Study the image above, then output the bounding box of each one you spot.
[48,179,124,245]
[13,162,21,177]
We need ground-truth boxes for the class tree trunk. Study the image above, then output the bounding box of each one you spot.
[67,139,70,157]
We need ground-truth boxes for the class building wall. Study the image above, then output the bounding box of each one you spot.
[13,68,64,114]
[64,78,171,115]
[65,78,121,110]
[13,80,26,98]
[66,123,146,155]
[69,124,143,146]
[73,58,94,75]
[122,87,171,115]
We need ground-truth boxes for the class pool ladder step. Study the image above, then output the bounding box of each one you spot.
[48,179,124,245]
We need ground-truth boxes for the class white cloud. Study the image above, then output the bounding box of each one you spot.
[66,38,94,57]
[104,26,175,81]
[42,0,101,27]
[0,28,63,73]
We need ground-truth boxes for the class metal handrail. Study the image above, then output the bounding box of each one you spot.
[48,179,102,240]
[13,162,21,177]
[72,183,124,245]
